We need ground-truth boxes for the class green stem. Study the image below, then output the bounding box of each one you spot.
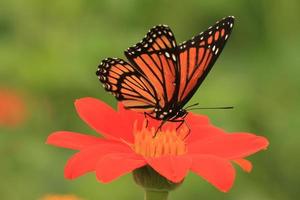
[144,190,169,200]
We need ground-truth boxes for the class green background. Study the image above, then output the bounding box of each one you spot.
[1,0,299,199]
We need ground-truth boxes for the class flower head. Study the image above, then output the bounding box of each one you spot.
[39,194,82,200]
[47,97,269,192]
[0,88,26,127]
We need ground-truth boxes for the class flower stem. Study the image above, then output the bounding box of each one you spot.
[144,190,169,200]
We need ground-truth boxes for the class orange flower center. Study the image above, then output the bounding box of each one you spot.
[132,120,187,158]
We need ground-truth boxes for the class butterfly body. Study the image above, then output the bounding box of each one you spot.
[97,16,235,122]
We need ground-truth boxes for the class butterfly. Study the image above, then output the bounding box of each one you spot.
[96,16,234,123]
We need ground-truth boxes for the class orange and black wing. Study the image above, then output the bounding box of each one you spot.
[96,58,158,111]
[124,25,178,110]
[176,16,235,106]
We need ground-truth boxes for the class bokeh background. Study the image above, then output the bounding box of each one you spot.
[1,0,299,199]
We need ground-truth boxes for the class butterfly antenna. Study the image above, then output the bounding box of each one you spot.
[186,106,234,111]
[184,103,199,110]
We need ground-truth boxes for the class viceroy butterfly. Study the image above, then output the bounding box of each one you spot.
[97,16,234,124]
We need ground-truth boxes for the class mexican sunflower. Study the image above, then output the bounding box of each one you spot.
[39,194,83,200]
[47,97,269,193]
[0,88,26,127]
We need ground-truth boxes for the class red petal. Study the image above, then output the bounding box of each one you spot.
[190,155,235,192]
[186,125,225,144]
[64,143,133,179]
[46,131,112,150]
[75,97,138,142]
[117,102,145,132]
[188,133,269,159]
[146,156,191,183]
[234,159,253,173]
[96,153,146,183]
[185,112,210,126]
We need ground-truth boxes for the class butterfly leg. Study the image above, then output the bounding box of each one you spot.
[170,119,191,139]
[153,120,167,138]
[144,112,157,128]
[144,112,150,128]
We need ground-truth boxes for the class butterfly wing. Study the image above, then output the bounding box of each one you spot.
[176,16,235,106]
[96,58,158,111]
[124,25,178,110]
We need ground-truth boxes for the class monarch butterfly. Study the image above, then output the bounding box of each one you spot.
[97,16,234,123]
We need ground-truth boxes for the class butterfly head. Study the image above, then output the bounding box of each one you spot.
[154,107,188,121]
[174,109,188,119]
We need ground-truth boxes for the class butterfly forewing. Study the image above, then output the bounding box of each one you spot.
[176,16,234,105]
[124,25,179,110]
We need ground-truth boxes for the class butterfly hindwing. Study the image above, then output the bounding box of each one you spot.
[176,16,235,105]
[96,58,157,110]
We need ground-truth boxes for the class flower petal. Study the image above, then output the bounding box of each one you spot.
[186,125,225,144]
[234,158,253,173]
[185,112,210,126]
[190,155,235,192]
[75,97,137,142]
[64,143,133,179]
[146,156,191,183]
[96,153,146,183]
[188,133,269,159]
[46,131,112,150]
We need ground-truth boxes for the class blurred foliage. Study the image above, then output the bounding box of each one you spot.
[0,0,299,199]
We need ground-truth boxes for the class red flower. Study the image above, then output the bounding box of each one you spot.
[0,88,26,127]
[46,97,269,192]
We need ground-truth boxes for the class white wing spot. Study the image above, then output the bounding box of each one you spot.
[172,54,176,61]
[225,35,228,40]
[230,23,233,28]
[215,48,219,55]
[212,45,216,51]
[165,52,170,58]
[209,31,212,35]
[172,41,176,46]
[168,31,173,36]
